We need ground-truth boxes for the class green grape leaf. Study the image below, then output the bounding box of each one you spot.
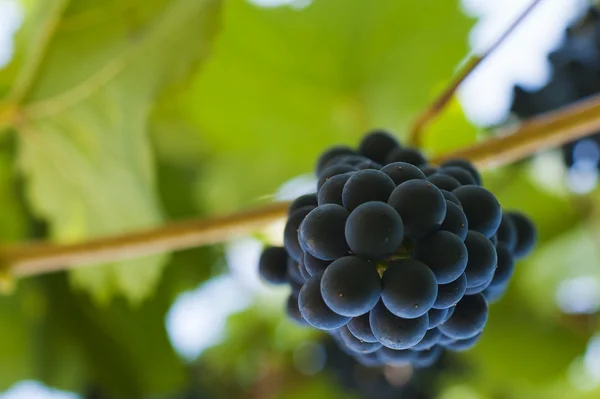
[5,0,221,303]
[181,0,473,211]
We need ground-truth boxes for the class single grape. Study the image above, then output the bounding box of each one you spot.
[428,173,461,191]
[440,190,462,208]
[321,256,382,317]
[454,185,502,238]
[284,206,315,261]
[427,307,449,330]
[433,273,467,309]
[339,326,383,354]
[286,294,308,326]
[316,146,355,175]
[440,201,468,240]
[420,165,438,176]
[375,346,417,366]
[414,230,468,284]
[345,202,404,260]
[380,162,426,186]
[298,274,350,330]
[464,231,498,288]
[489,243,515,288]
[441,159,482,185]
[288,193,318,215]
[444,333,482,352]
[358,130,401,164]
[347,313,379,343]
[496,213,517,253]
[258,246,288,284]
[412,346,442,368]
[303,252,332,276]
[318,173,353,206]
[412,328,442,351]
[441,166,477,185]
[382,259,438,318]
[342,169,396,211]
[369,301,429,350]
[385,148,427,166]
[299,204,349,260]
[508,211,537,258]
[317,164,357,191]
[388,180,447,239]
[438,293,488,339]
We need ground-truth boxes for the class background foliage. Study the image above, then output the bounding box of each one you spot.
[0,0,597,398]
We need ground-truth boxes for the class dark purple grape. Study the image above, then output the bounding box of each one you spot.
[433,273,467,309]
[303,252,332,276]
[342,169,396,211]
[358,130,401,164]
[438,294,488,340]
[508,211,537,259]
[414,230,468,284]
[299,204,349,260]
[317,173,353,206]
[385,148,427,166]
[496,213,517,253]
[388,180,446,239]
[258,246,288,284]
[382,259,437,318]
[440,201,468,240]
[321,256,382,317]
[428,173,461,191]
[345,202,404,260]
[347,313,379,343]
[369,301,429,350]
[288,193,318,215]
[454,185,502,238]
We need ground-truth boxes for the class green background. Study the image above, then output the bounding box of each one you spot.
[0,0,597,398]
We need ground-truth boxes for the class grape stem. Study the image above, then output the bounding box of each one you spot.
[407,0,544,147]
[4,92,600,279]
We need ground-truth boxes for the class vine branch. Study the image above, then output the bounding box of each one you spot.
[4,92,600,278]
[408,0,544,146]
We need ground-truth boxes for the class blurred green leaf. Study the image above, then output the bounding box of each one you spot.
[182,0,473,211]
[463,287,587,389]
[5,0,222,303]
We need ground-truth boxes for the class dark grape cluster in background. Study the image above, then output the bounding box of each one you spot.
[511,8,600,181]
[258,130,537,368]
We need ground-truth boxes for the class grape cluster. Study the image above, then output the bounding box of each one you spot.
[258,131,537,368]
[511,8,600,178]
